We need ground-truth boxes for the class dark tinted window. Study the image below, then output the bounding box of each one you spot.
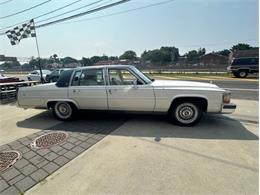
[56,69,74,87]
[232,58,259,65]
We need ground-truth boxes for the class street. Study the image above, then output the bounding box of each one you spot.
[153,75,259,100]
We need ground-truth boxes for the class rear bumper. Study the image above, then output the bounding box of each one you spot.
[221,103,237,114]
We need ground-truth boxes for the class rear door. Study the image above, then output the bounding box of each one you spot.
[68,68,108,110]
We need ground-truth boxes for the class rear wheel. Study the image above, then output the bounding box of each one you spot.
[170,102,202,126]
[53,101,76,121]
[236,70,248,78]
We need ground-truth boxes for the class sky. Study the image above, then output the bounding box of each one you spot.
[0,0,259,60]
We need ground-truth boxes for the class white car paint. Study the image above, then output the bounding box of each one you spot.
[17,65,235,115]
[27,70,51,82]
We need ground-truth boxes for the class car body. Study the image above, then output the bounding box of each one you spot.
[27,70,51,82]
[227,57,259,78]
[46,68,71,83]
[18,65,236,126]
[0,74,20,83]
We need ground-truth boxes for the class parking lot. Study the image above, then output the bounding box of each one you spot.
[0,75,258,195]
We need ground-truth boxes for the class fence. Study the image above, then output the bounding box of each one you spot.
[0,81,40,104]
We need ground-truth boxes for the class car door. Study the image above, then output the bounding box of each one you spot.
[68,68,108,110]
[106,68,155,111]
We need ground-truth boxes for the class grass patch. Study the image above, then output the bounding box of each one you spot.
[147,72,233,78]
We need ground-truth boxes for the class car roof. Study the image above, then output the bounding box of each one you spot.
[74,64,134,70]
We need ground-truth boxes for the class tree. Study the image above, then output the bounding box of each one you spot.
[53,54,58,59]
[29,58,49,69]
[109,56,119,61]
[198,48,206,56]
[80,57,92,66]
[160,46,179,63]
[100,55,108,61]
[186,50,199,63]
[231,43,252,51]
[216,49,231,56]
[141,46,180,65]
[185,48,206,63]
[90,56,102,64]
[0,61,20,70]
[60,57,78,65]
[120,50,137,60]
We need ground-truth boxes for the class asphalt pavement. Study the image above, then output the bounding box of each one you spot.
[154,75,259,101]
[197,80,258,101]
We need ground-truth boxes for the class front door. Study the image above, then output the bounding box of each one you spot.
[106,68,155,111]
[68,68,108,110]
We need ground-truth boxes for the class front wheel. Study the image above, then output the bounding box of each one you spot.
[170,102,202,126]
[53,102,75,121]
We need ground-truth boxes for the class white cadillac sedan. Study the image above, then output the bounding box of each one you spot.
[17,65,236,126]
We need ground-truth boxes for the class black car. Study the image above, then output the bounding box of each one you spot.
[227,57,259,78]
[46,68,71,83]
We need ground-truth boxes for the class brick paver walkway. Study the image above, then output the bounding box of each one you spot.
[0,118,125,194]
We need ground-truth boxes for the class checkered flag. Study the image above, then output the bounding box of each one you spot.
[5,19,36,45]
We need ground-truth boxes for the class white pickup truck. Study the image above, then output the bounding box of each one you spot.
[17,65,236,126]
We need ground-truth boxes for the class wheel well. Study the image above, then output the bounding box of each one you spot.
[47,101,77,110]
[169,97,208,112]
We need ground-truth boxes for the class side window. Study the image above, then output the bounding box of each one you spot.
[72,69,104,86]
[108,69,143,85]
[71,71,81,86]
[56,69,74,87]
[250,58,257,65]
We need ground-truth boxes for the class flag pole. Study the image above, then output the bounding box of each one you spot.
[32,20,44,84]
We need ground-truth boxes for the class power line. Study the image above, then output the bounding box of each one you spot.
[0,0,52,20]
[0,0,87,31]
[0,0,13,6]
[177,39,258,48]
[36,0,130,28]
[36,0,110,25]
[60,0,176,25]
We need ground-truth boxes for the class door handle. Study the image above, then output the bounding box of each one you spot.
[73,89,80,93]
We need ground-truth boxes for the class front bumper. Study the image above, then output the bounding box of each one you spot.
[221,103,237,114]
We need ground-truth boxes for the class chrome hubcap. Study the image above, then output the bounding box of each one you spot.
[58,104,69,116]
[179,106,194,120]
[55,102,72,119]
[175,103,198,124]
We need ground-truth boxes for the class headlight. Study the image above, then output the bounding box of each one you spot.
[223,92,231,103]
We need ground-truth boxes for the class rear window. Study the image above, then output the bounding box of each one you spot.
[231,58,259,66]
[56,69,74,87]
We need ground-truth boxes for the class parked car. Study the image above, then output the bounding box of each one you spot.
[227,57,259,78]
[27,70,51,82]
[46,68,71,83]
[17,65,236,126]
[0,74,20,83]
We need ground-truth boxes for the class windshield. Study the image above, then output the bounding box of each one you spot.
[131,67,152,84]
